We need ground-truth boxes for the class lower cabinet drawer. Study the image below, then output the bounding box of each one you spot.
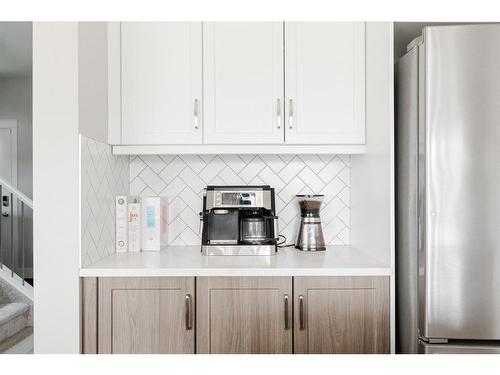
[82,276,389,354]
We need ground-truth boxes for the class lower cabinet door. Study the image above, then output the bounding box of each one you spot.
[196,277,293,354]
[98,277,195,354]
[294,276,390,354]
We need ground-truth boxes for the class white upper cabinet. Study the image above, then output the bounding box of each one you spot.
[203,23,284,144]
[121,22,202,144]
[284,22,366,144]
[111,22,368,152]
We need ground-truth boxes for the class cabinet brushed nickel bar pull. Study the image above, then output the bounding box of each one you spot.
[194,99,199,129]
[284,294,290,330]
[185,294,193,330]
[299,295,305,330]
[288,99,294,129]
[276,98,281,129]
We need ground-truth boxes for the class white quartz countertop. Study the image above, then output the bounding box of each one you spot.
[80,246,391,277]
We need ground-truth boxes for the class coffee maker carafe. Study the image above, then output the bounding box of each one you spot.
[295,194,326,251]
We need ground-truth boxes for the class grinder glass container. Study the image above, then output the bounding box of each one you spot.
[295,194,326,251]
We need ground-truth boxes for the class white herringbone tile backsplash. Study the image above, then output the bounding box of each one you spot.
[129,154,350,246]
[80,136,129,266]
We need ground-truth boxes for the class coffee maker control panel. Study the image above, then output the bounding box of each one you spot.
[214,192,256,207]
[206,187,272,210]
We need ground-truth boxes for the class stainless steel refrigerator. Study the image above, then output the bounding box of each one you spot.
[396,24,500,354]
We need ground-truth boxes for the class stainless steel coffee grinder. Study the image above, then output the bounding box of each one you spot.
[295,194,326,251]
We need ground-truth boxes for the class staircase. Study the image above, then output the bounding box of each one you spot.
[0,177,34,353]
[0,276,33,353]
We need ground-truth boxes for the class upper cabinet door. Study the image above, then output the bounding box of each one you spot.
[121,23,202,144]
[285,22,366,144]
[203,23,284,144]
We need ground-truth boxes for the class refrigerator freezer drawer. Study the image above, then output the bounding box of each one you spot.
[419,340,500,354]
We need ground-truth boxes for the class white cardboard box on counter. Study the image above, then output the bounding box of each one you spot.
[141,197,168,251]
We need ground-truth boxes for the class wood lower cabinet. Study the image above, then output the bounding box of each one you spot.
[294,276,390,354]
[82,275,390,354]
[97,277,195,354]
[196,277,293,354]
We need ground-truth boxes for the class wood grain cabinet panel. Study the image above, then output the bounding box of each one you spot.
[196,277,292,354]
[294,276,389,354]
[98,277,195,354]
[82,277,98,354]
[84,275,390,354]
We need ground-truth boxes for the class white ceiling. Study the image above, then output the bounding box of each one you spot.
[0,22,32,78]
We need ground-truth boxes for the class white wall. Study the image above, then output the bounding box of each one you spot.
[351,22,393,265]
[33,22,80,353]
[350,22,394,352]
[78,22,108,143]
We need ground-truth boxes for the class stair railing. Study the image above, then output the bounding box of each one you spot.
[0,176,33,291]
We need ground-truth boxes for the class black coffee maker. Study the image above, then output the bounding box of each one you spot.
[200,186,279,255]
